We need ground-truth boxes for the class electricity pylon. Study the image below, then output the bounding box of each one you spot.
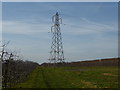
[49,12,65,63]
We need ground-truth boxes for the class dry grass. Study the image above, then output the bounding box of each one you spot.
[103,73,118,77]
[81,80,97,88]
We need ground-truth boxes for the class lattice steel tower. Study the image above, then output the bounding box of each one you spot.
[49,12,65,63]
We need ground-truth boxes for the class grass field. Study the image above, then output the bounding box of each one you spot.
[14,66,118,88]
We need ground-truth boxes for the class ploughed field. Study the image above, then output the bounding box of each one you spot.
[14,66,118,88]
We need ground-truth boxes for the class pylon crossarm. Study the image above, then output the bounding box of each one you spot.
[52,15,56,23]
[59,18,62,24]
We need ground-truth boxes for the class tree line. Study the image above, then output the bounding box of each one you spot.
[41,58,119,67]
[0,41,39,88]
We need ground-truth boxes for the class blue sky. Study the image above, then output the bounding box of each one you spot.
[0,2,1,44]
[2,2,118,64]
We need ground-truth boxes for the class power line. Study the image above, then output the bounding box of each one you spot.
[63,23,107,33]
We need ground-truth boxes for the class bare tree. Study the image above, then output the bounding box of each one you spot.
[1,41,39,88]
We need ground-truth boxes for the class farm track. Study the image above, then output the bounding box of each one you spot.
[41,67,51,88]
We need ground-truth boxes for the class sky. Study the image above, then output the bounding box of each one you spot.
[0,2,1,88]
[0,2,1,44]
[1,0,120,2]
[2,2,118,64]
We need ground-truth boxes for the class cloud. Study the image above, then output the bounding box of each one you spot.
[61,17,118,62]
[62,17,117,35]
[3,17,117,36]
[3,20,51,35]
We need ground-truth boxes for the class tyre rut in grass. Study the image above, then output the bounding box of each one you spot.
[41,67,51,88]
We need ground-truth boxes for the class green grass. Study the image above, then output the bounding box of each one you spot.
[14,66,118,88]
